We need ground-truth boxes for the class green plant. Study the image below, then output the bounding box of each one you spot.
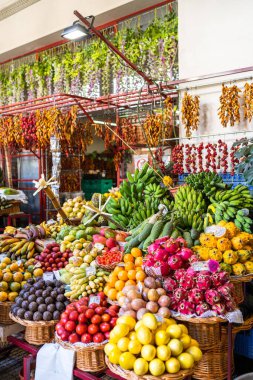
[233,137,253,185]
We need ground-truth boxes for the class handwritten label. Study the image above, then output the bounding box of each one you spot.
[54,271,61,280]
[43,272,54,281]
[191,261,209,272]
[89,296,100,306]
[155,314,163,322]
[86,266,96,276]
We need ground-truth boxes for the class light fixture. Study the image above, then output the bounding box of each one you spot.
[61,16,94,41]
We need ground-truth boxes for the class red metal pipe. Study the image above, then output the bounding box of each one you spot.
[74,10,167,98]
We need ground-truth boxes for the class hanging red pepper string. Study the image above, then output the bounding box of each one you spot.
[205,143,211,172]
[197,142,204,172]
[185,144,193,173]
[191,144,197,173]
[172,144,184,174]
[230,145,239,176]
[210,143,217,172]
[218,139,228,173]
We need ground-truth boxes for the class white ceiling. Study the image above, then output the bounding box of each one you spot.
[0,0,17,10]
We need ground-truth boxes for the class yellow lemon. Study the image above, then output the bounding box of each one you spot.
[167,325,182,339]
[180,334,192,350]
[186,346,203,362]
[149,358,165,376]
[157,345,171,361]
[165,358,181,374]
[177,324,188,335]
[168,339,183,357]
[108,347,121,364]
[142,313,158,330]
[190,339,199,347]
[136,326,152,345]
[117,337,130,352]
[141,345,156,361]
[129,331,137,341]
[117,315,136,330]
[9,282,21,292]
[113,323,129,339]
[23,272,32,280]
[128,340,142,355]
[177,353,194,369]
[2,257,11,265]
[105,342,117,356]
[119,352,136,370]
[155,330,170,346]
[133,358,149,376]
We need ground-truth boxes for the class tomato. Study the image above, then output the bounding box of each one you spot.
[61,312,69,319]
[93,333,105,344]
[101,300,107,307]
[65,320,76,332]
[81,333,92,344]
[76,305,88,314]
[55,322,62,331]
[101,314,111,322]
[76,323,87,335]
[69,333,80,344]
[104,331,110,339]
[61,331,70,341]
[89,303,99,310]
[85,309,95,319]
[60,316,68,325]
[106,309,117,317]
[66,304,76,312]
[47,267,52,272]
[95,306,106,315]
[78,313,87,324]
[110,317,117,328]
[88,324,99,335]
[57,326,66,336]
[100,322,111,333]
[109,305,119,312]
[91,315,102,325]
[69,311,79,321]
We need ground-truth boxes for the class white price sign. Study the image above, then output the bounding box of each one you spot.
[86,266,96,276]
[54,271,61,280]
[43,272,54,281]
[89,296,100,306]
[17,260,22,267]
[155,314,163,322]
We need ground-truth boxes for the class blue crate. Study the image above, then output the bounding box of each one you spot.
[234,330,253,359]
[178,174,189,181]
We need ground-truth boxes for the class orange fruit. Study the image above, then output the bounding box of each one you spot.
[0,291,8,302]
[3,272,13,282]
[108,288,117,301]
[8,292,18,302]
[118,270,128,281]
[10,262,19,272]
[108,275,118,287]
[135,257,143,267]
[104,285,111,296]
[33,268,43,277]
[0,263,6,270]
[2,257,11,265]
[131,248,142,258]
[125,280,136,286]
[124,254,134,263]
[125,262,135,271]
[136,270,146,282]
[13,272,23,282]
[128,270,136,280]
[23,272,32,280]
[115,280,125,291]
[113,266,123,275]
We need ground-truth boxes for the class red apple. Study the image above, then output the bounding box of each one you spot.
[97,292,106,300]
[61,331,70,341]
[69,333,80,344]
[89,303,99,310]
[81,333,92,344]
[65,320,76,332]
[93,333,105,343]
[76,324,87,335]
[100,322,111,333]
[88,324,99,335]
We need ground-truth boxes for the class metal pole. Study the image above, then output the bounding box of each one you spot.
[163,129,253,142]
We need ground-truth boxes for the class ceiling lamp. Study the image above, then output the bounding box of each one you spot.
[61,16,94,41]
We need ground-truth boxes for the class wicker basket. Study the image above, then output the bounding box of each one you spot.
[56,335,106,372]
[230,274,253,283]
[95,253,123,271]
[106,357,194,380]
[192,351,233,380]
[175,316,224,350]
[0,201,20,216]
[9,313,57,345]
[0,302,14,324]
[232,282,244,304]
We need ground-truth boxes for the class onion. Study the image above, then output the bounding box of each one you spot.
[158,295,171,307]
[158,307,171,318]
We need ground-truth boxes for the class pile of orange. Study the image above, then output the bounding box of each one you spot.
[0,257,41,302]
[104,248,146,301]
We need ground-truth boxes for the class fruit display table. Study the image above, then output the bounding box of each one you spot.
[7,334,124,380]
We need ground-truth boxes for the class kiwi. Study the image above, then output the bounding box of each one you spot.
[56,294,65,302]
[29,302,38,312]
[43,311,52,321]
[38,304,47,313]
[24,311,33,320]
[47,304,56,313]
[56,302,65,311]
[45,297,53,305]
[17,309,25,318]
[37,297,44,305]
[33,311,43,321]
[21,300,29,310]
[28,295,37,303]
[53,311,60,320]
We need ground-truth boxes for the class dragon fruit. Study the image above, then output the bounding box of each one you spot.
[196,273,211,291]
[164,239,180,255]
[168,254,183,270]
[175,237,187,247]
[154,248,169,262]
[211,271,229,287]
[174,269,186,282]
[178,300,195,315]
[217,285,233,301]
[179,247,193,261]
[212,303,226,315]
[225,299,237,312]
[144,256,155,267]
[189,254,199,264]
[174,288,187,302]
[169,298,179,311]
[205,289,221,305]
[188,288,205,304]
[148,243,159,255]
[196,302,210,316]
[179,273,196,290]
[160,262,170,276]
[163,277,177,293]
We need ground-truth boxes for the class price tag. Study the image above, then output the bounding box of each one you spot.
[54,271,61,280]
[43,272,54,281]
[89,296,100,306]
[0,253,7,261]
[94,243,104,250]
[34,262,41,269]
[191,261,209,272]
[86,266,96,276]
[155,314,163,322]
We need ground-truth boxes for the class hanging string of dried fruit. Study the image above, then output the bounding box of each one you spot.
[120,117,138,146]
[243,82,253,122]
[21,113,38,150]
[218,140,228,173]
[181,91,200,137]
[218,84,241,127]
[172,144,184,174]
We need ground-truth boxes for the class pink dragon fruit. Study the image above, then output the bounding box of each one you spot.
[225,299,237,312]
[212,303,226,315]
[163,239,180,255]
[154,248,169,262]
[175,237,187,247]
[163,277,177,293]
[179,247,193,261]
[211,271,229,287]
[188,288,205,304]
[178,301,195,315]
[160,262,170,276]
[174,269,186,282]
[143,255,155,267]
[205,289,221,305]
[174,288,187,302]
[179,273,196,290]
[154,237,169,245]
[168,254,183,270]
[217,285,233,301]
[189,254,199,264]
[196,302,210,316]
[196,273,211,291]
[169,298,179,311]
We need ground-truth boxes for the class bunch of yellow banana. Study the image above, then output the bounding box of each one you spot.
[40,221,64,238]
[4,226,17,235]
[0,235,35,260]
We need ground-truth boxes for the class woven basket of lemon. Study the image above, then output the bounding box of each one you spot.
[105,314,202,380]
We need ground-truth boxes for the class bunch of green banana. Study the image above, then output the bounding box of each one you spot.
[144,183,168,199]
[211,184,253,208]
[126,162,159,185]
[185,172,231,198]
[174,186,206,231]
